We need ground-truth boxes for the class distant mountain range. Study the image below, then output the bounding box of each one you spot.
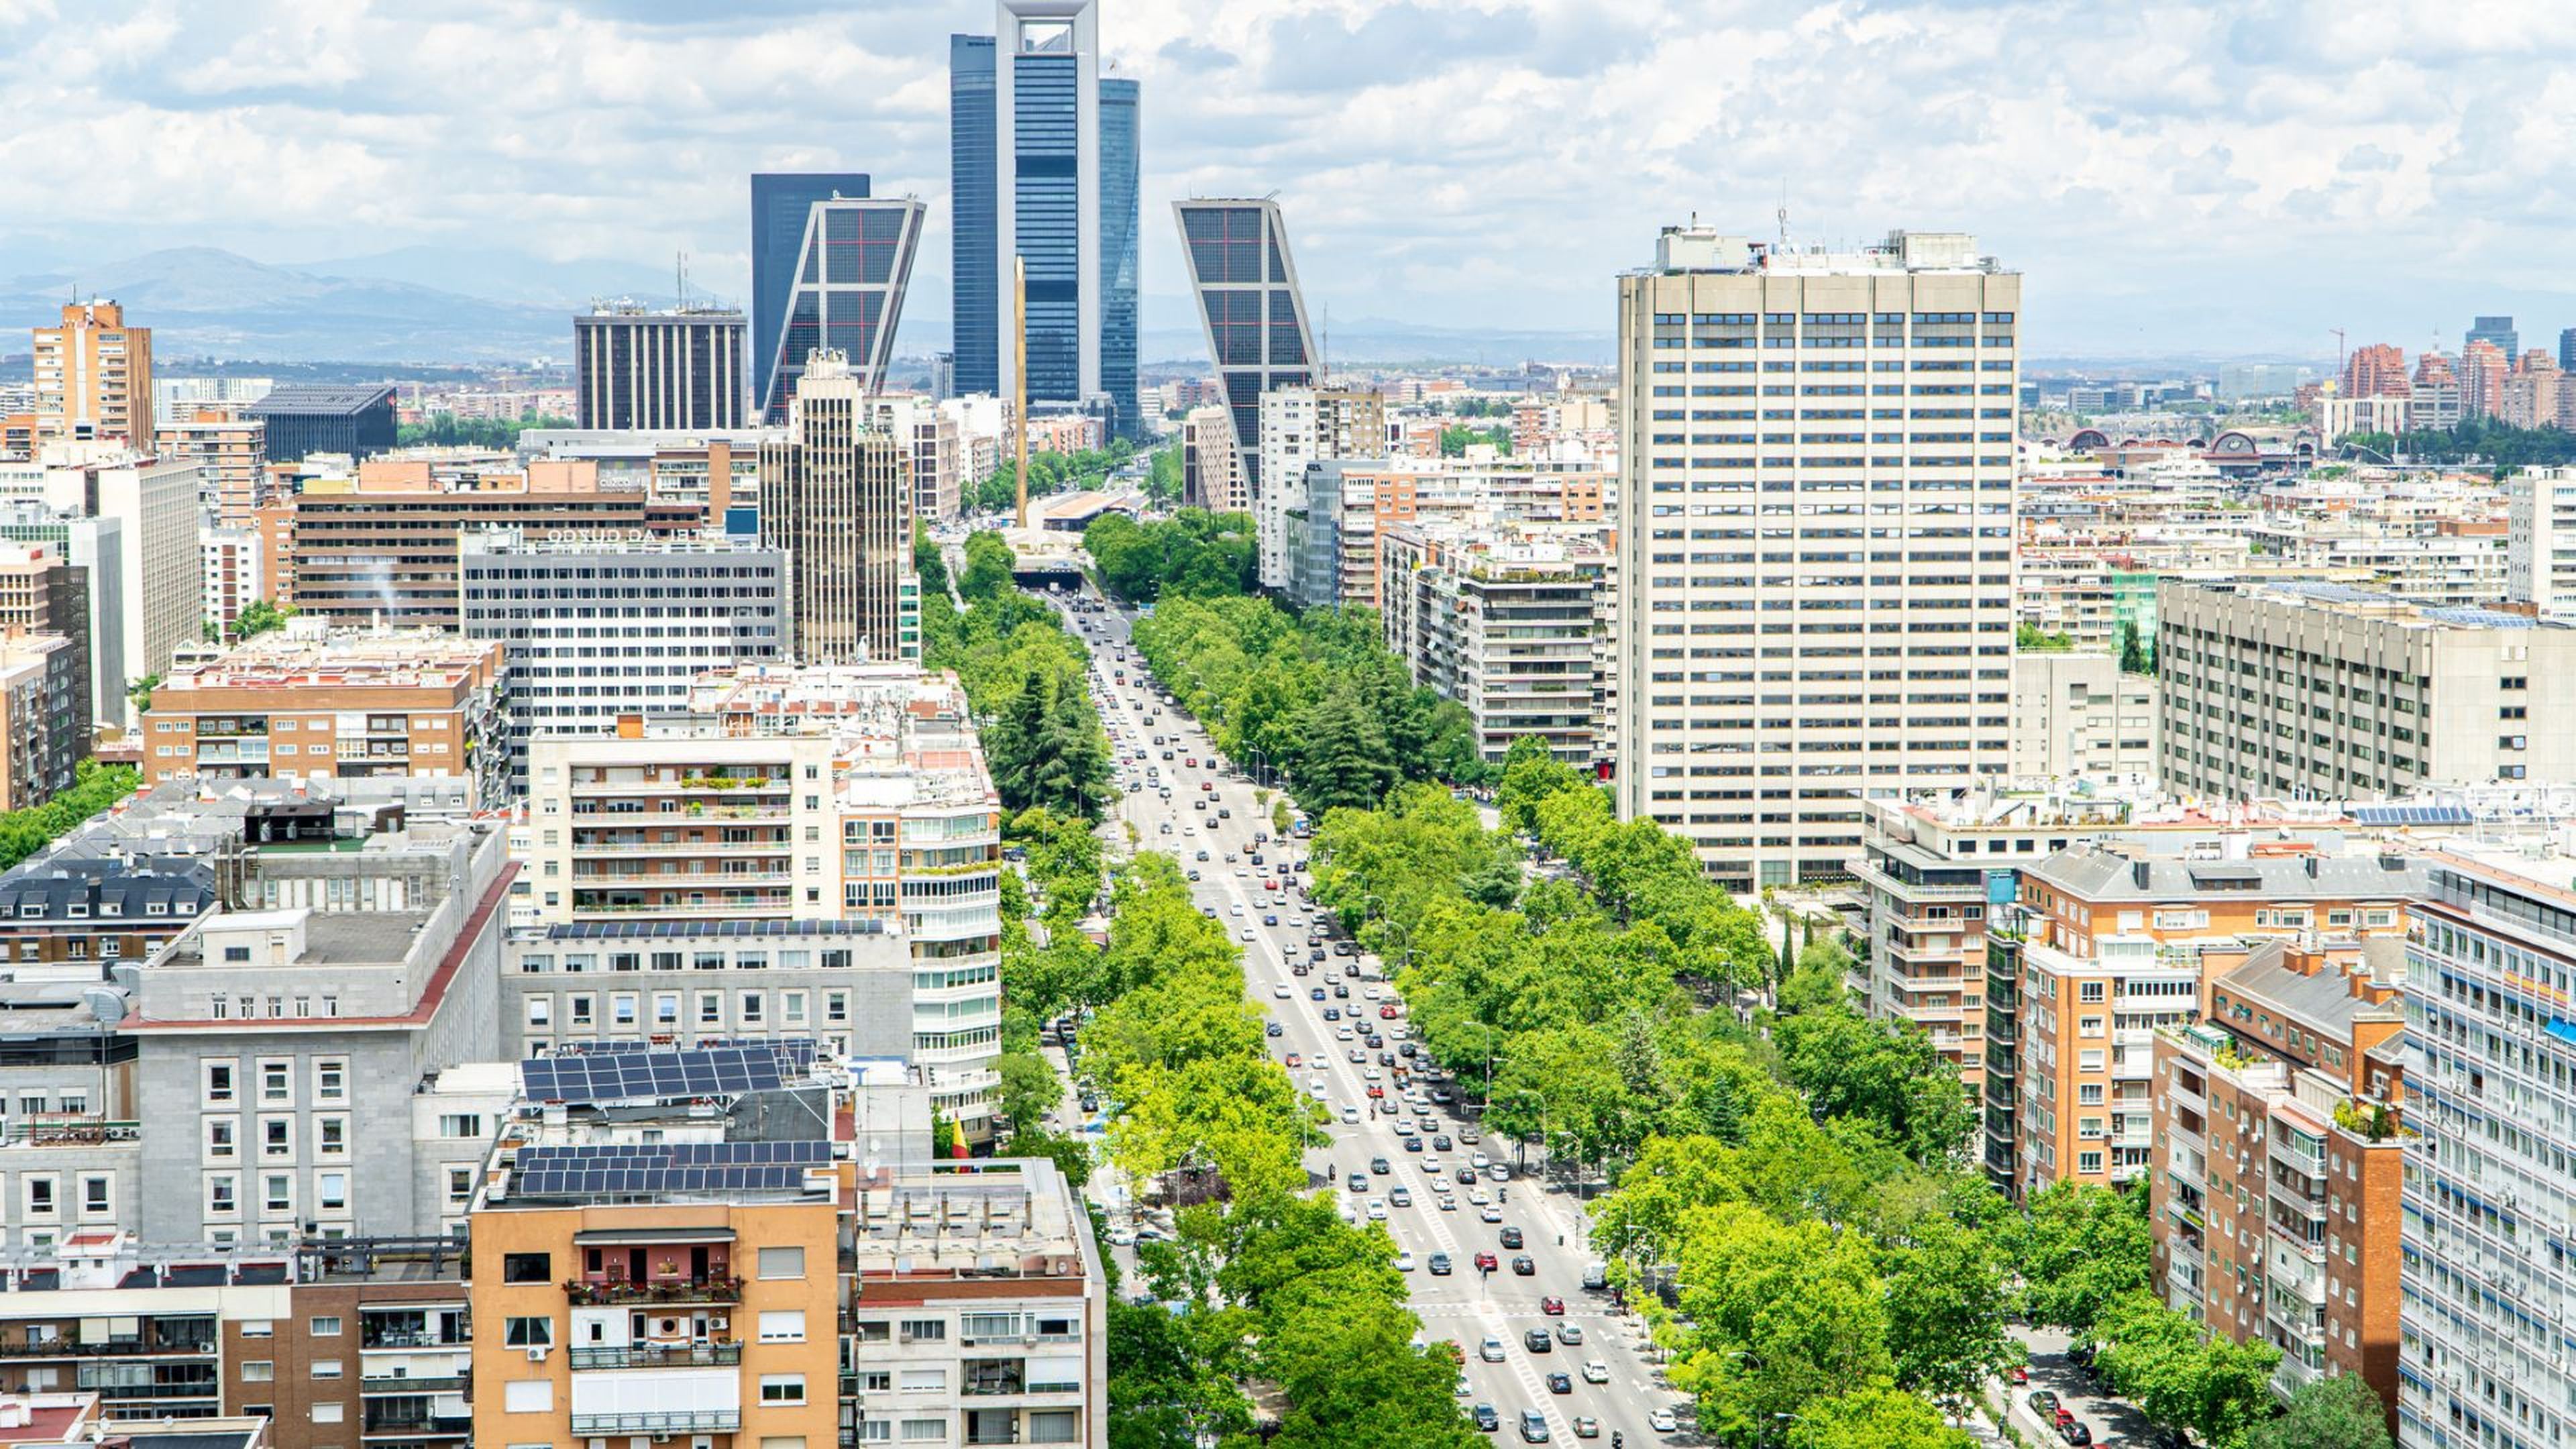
[0,248,582,364]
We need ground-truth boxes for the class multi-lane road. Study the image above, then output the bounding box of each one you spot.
[1056,583,1690,1446]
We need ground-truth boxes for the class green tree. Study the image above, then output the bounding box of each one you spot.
[2253,1373,2396,1449]
[915,522,952,598]
[2006,1183,2154,1338]
[231,598,297,641]
[1772,1004,1974,1166]
[2016,621,2074,652]
[1788,1385,1976,1449]
[1665,1203,1896,1442]
[1880,1215,2021,1407]
[2118,618,2152,674]
[1144,442,1183,506]
[1291,686,1398,812]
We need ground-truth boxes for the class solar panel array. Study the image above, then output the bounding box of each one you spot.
[513,1140,832,1198]
[519,1046,786,1104]
[701,1036,820,1071]
[2351,804,2476,826]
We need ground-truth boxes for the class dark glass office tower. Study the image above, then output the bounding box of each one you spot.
[1099,77,1140,437]
[949,36,998,398]
[752,173,869,415]
[950,2,1140,436]
[1173,199,1314,492]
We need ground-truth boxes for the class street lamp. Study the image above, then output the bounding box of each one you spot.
[1245,747,1271,790]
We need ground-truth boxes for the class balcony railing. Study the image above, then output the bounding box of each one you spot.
[9,1337,215,1359]
[362,1330,470,1350]
[569,1410,743,1436]
[360,1374,468,1395]
[362,1411,472,1436]
[563,1277,743,1305]
[570,1342,743,1370]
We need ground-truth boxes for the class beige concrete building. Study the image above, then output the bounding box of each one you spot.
[759,354,918,663]
[32,302,151,447]
[2008,650,2157,780]
[152,413,265,527]
[1615,226,2020,890]
[140,630,511,805]
[2157,580,2576,800]
[0,635,83,810]
[1181,405,1246,513]
[1378,520,1614,765]
[2504,465,2576,617]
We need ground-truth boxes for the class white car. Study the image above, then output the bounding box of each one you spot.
[1239,928,1256,943]
[1340,1106,1360,1124]
[1479,1337,1507,1363]
[1393,1118,1417,1135]
[1335,1026,1354,1041]
[1366,1199,1388,1222]
[1470,1152,1491,1170]
[1362,985,1382,1000]
[1582,1361,1609,1385]
[1480,1204,1502,1223]
[1362,1065,1383,1081]
[1395,1250,1416,1271]
[1228,903,1244,916]
[1648,1409,1678,1432]
[1272,983,1291,999]
[1420,1155,1442,1173]
[1435,1194,1458,1212]
[1468,1185,1491,1206]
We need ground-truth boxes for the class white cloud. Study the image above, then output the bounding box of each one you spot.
[3,0,2571,358]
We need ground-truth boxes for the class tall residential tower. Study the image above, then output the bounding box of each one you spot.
[759,353,920,663]
[1175,197,1318,498]
[949,1,1141,436]
[33,300,152,446]
[1614,225,2020,891]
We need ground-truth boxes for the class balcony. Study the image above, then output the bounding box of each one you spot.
[568,1409,742,1436]
[570,1342,743,1371]
[361,1373,468,1395]
[362,1329,470,1352]
[362,1405,472,1436]
[564,1276,743,1306]
[6,1335,215,1359]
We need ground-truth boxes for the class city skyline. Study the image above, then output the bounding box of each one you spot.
[4,0,2574,360]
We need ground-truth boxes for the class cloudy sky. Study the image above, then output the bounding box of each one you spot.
[4,0,2573,361]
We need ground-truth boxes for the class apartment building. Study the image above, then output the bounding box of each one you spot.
[32,303,151,448]
[152,415,264,527]
[466,1045,1104,1449]
[1180,405,1246,513]
[760,354,920,664]
[1981,844,2422,1198]
[522,663,1002,1134]
[260,456,701,629]
[1615,226,2019,890]
[2008,650,2157,780]
[0,637,76,815]
[200,529,263,641]
[517,429,772,524]
[139,631,510,806]
[2504,465,2576,617]
[500,919,916,1060]
[460,530,788,792]
[2393,843,2576,1449]
[1256,386,1385,590]
[2158,580,2576,801]
[1378,521,1612,765]
[2148,936,2407,1417]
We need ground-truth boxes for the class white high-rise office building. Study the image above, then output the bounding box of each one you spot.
[1614,226,2021,892]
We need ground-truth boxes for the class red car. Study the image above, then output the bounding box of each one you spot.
[1539,1296,1565,1316]
[1378,1004,1399,1019]
[1366,1084,1385,1099]
[1473,1251,1499,1273]
[1283,1053,1302,1068]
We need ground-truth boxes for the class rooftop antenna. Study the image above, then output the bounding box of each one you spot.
[1776,183,1792,250]
[2330,327,2346,372]
[676,251,688,309]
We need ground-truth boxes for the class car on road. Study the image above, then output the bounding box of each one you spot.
[1473,1251,1499,1273]
[1499,1226,1523,1249]
[1389,1185,1412,1206]
[1238,928,1256,942]
[1264,1022,1282,1038]
[1472,1403,1499,1432]
[1570,1417,1599,1439]
[1263,913,1278,925]
[1379,1004,1400,1018]
[1310,987,1327,1001]
[1518,1408,1550,1443]
[1479,1337,1507,1363]
[1428,1252,1453,1275]
[1323,1006,1341,1020]
[1432,1132,1452,1149]
[1344,1173,1366,1193]
[1511,1256,1536,1275]
[1580,1359,1607,1383]
[1457,1167,1479,1185]
[1481,1205,1504,1223]
[1648,1409,1678,1433]
[1544,1372,1572,1395]
[1524,1328,1552,1352]
[2058,1425,2093,1446]
[2027,1392,2061,1423]
[1366,1199,1387,1221]
[1340,1106,1360,1124]
[1539,1297,1564,1316]
[1392,1250,1415,1272]
[1369,1157,1391,1175]
[1272,983,1291,998]
[1283,1053,1302,1067]
[1435,1193,1456,1211]
[1402,1135,1422,1152]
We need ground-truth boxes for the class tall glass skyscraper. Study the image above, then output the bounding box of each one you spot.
[948,1,1140,437]
[1098,77,1140,437]
[761,198,927,421]
[1173,198,1313,494]
[948,37,998,398]
[751,173,870,415]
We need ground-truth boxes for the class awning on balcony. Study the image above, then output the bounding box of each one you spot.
[572,1228,737,1245]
